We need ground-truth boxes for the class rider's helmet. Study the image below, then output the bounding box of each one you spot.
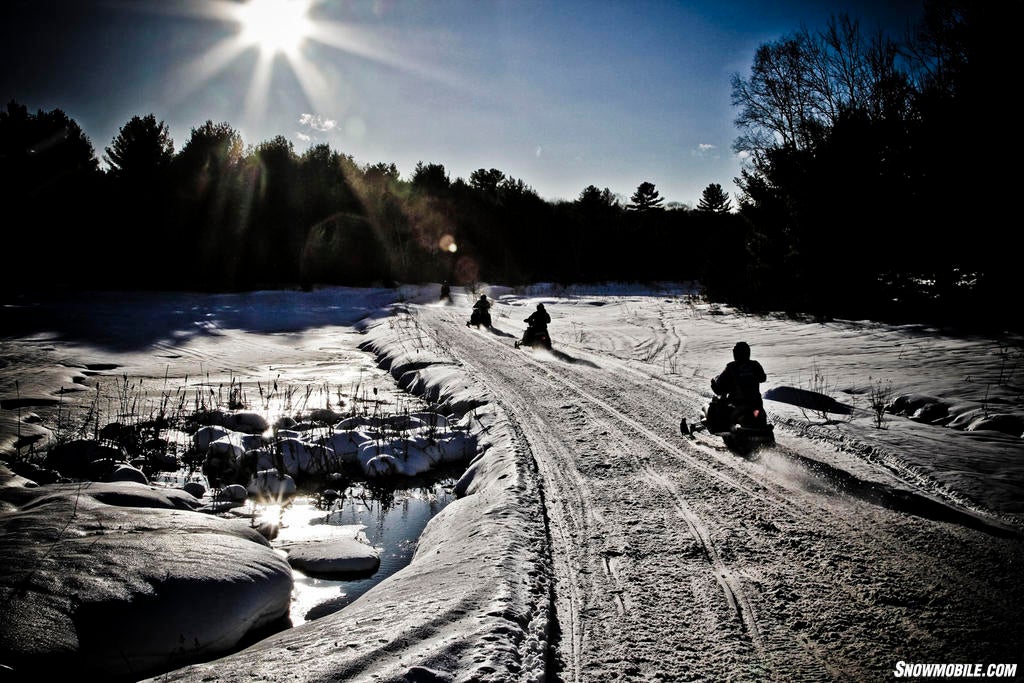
[537,303,545,310]
[733,341,751,361]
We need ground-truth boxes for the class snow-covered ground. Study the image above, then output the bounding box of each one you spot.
[1,283,1021,681]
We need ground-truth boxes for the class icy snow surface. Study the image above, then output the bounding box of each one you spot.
[1,283,1022,681]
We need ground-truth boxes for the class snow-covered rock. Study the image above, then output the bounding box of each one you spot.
[193,425,233,451]
[43,439,126,479]
[322,429,374,464]
[358,431,477,478]
[277,437,338,475]
[222,410,270,434]
[182,481,206,499]
[107,462,148,484]
[247,469,297,501]
[0,479,292,680]
[217,483,249,504]
[284,536,381,577]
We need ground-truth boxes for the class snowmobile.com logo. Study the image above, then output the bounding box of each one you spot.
[893,662,1018,678]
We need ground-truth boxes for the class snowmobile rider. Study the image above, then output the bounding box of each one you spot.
[518,303,552,346]
[440,280,451,300]
[525,303,550,333]
[468,293,492,327]
[711,341,767,411]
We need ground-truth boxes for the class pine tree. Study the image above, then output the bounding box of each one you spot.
[697,183,733,213]
[628,181,664,211]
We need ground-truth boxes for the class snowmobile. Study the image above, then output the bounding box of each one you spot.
[681,395,775,453]
[467,307,491,328]
[515,321,552,350]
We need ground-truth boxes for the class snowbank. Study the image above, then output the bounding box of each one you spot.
[0,474,293,680]
[151,300,553,682]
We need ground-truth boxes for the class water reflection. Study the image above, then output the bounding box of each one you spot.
[277,476,457,625]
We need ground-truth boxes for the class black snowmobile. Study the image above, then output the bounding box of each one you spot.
[514,320,552,350]
[681,396,775,453]
[467,307,491,328]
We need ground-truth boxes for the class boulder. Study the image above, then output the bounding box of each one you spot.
[284,536,381,577]
[248,470,297,501]
[44,439,126,479]
[182,481,206,499]
[217,484,249,504]
[106,463,149,485]
[222,411,270,434]
[0,483,292,680]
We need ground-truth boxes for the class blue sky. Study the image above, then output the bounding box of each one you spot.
[2,0,921,206]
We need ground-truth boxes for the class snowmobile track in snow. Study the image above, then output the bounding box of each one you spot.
[412,304,1024,681]
[449,318,779,673]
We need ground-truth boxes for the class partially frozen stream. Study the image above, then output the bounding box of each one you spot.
[274,479,458,626]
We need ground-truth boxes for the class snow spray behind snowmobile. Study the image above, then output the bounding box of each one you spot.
[681,396,775,454]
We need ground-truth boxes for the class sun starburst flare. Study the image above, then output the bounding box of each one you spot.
[237,0,313,58]
[145,0,411,133]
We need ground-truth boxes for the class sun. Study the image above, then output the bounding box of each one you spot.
[237,0,313,58]
[162,0,448,132]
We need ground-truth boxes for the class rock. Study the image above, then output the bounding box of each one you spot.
[216,483,249,504]
[106,463,148,485]
[317,489,342,508]
[202,432,263,485]
[966,413,1024,438]
[182,481,206,499]
[280,438,339,475]
[222,411,270,434]
[247,470,297,501]
[410,411,450,432]
[284,536,381,577]
[193,425,232,451]
[273,415,297,430]
[307,408,344,424]
[336,415,373,431]
[323,430,373,465]
[6,460,59,486]
[886,393,946,417]
[911,401,949,424]
[44,439,126,479]
[947,407,985,430]
[0,484,293,680]
[10,481,203,512]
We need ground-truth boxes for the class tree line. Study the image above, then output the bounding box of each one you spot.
[728,0,1020,330]
[1,0,1016,332]
[0,102,735,294]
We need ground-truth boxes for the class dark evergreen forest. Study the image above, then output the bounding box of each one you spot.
[1,1,1017,332]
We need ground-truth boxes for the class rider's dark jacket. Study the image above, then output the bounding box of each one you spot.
[526,308,550,329]
[711,359,766,407]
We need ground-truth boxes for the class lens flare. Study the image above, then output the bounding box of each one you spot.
[238,0,313,57]
[439,234,458,253]
[150,0,459,137]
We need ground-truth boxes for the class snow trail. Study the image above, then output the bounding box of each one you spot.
[415,299,1024,681]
